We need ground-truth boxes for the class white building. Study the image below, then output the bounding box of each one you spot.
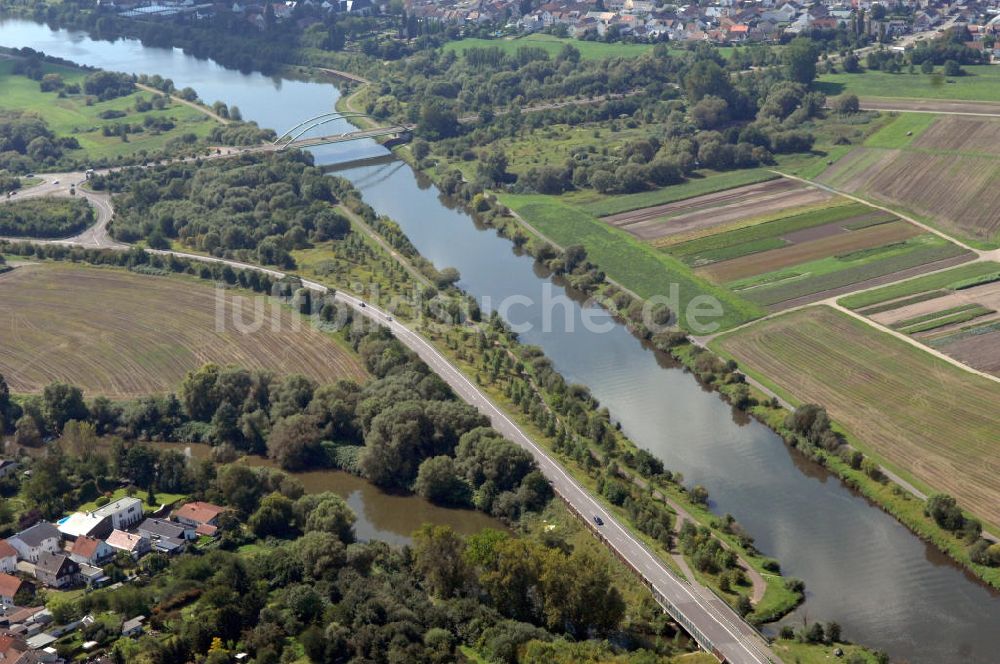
[93,497,144,531]
[7,523,62,563]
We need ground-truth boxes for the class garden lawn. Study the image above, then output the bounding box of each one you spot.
[498,192,764,332]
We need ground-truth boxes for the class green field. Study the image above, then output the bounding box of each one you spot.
[498,192,765,332]
[840,261,1000,309]
[0,59,216,162]
[714,305,1000,529]
[735,234,969,307]
[862,112,938,149]
[442,34,656,60]
[564,168,781,217]
[666,201,882,265]
[816,65,1000,102]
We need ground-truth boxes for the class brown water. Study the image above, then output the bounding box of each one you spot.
[3,20,998,661]
[150,442,505,546]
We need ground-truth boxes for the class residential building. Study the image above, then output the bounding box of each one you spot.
[172,501,227,535]
[0,460,19,480]
[33,553,80,589]
[121,615,145,637]
[93,497,144,531]
[78,564,110,589]
[57,513,112,542]
[105,530,150,559]
[0,574,32,606]
[137,519,192,555]
[68,537,114,567]
[7,525,61,564]
[0,542,17,574]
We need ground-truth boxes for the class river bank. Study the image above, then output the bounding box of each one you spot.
[2,18,998,661]
[386,131,1000,594]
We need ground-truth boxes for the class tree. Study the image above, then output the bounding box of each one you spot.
[925,493,965,531]
[477,150,510,185]
[294,531,347,580]
[302,494,356,543]
[418,101,459,140]
[943,59,962,77]
[784,37,820,85]
[42,382,88,432]
[266,414,323,471]
[414,456,472,506]
[831,94,860,114]
[690,95,729,129]
[122,445,158,490]
[540,549,625,635]
[684,60,732,103]
[23,455,71,518]
[248,492,295,538]
[921,60,934,74]
[843,53,861,73]
[413,524,472,598]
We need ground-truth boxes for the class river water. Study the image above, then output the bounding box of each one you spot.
[2,18,997,662]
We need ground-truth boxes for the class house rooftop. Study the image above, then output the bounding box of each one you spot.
[173,501,226,525]
[106,530,145,553]
[33,552,74,576]
[58,512,107,539]
[93,497,142,519]
[11,523,60,548]
[0,542,16,560]
[0,574,24,599]
[70,537,103,559]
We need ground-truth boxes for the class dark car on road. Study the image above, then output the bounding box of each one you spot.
[593,515,604,526]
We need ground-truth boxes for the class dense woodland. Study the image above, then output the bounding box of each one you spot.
[0,197,93,237]
[94,153,346,266]
[388,40,826,198]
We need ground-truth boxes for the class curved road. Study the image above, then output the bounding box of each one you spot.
[1,175,778,664]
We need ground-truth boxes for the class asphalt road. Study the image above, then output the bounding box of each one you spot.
[101,245,778,663]
[2,165,779,664]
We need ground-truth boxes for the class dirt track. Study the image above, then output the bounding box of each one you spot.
[604,179,832,242]
[860,98,1000,116]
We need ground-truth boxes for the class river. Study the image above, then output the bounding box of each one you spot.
[1,18,997,662]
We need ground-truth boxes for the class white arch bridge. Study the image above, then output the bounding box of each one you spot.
[273,111,412,150]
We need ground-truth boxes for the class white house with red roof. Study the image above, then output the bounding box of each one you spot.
[105,530,150,560]
[172,501,227,536]
[68,536,114,567]
[0,541,17,574]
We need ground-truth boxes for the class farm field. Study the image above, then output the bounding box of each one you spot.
[563,168,780,217]
[815,65,1000,102]
[0,59,216,162]
[840,261,1000,310]
[0,262,367,397]
[714,305,1000,528]
[819,115,1000,247]
[658,196,972,310]
[497,192,765,332]
[841,262,1000,376]
[603,178,833,242]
